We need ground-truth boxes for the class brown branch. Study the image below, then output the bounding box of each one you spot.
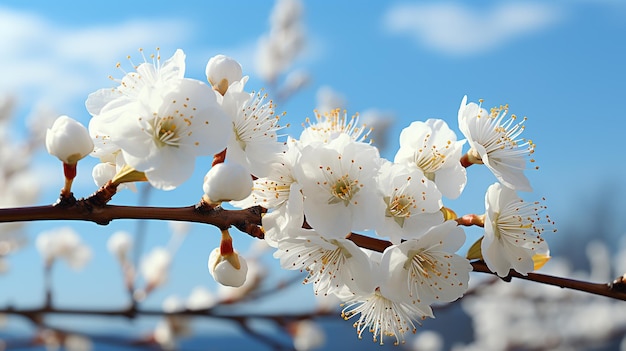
[470,260,626,301]
[0,201,265,239]
[2,196,626,301]
[345,233,626,301]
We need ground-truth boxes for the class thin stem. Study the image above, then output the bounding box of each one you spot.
[470,260,626,300]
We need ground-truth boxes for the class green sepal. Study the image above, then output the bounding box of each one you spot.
[466,237,484,260]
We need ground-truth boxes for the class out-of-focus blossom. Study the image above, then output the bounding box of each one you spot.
[153,303,192,351]
[358,109,394,152]
[0,95,15,123]
[315,86,346,115]
[106,231,132,260]
[411,330,443,351]
[35,227,92,269]
[64,334,93,351]
[186,286,217,310]
[255,0,305,83]
[168,221,191,237]
[162,295,191,339]
[290,320,326,351]
[140,247,172,291]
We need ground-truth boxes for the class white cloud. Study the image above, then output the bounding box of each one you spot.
[0,6,192,115]
[383,2,562,56]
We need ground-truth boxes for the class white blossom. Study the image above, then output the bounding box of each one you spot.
[337,246,435,346]
[86,48,186,117]
[98,78,231,190]
[293,133,385,238]
[273,227,373,297]
[458,96,535,192]
[88,49,231,190]
[376,161,443,244]
[482,182,549,277]
[219,89,286,178]
[382,221,471,304]
[394,118,466,199]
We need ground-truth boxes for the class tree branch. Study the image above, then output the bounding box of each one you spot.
[0,201,265,239]
[2,198,626,301]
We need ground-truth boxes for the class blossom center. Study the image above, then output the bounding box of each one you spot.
[328,175,360,206]
[385,194,417,228]
[341,287,420,346]
[404,249,438,278]
[233,92,281,152]
[154,116,181,147]
[320,239,353,265]
[411,133,452,176]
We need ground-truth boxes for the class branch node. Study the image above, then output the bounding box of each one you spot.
[195,198,218,214]
[53,192,76,208]
[610,275,626,293]
[84,181,119,208]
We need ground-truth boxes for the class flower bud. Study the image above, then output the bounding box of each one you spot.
[45,115,94,165]
[203,162,252,203]
[208,247,248,287]
[205,55,243,95]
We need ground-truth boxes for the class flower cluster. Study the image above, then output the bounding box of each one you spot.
[44,48,553,346]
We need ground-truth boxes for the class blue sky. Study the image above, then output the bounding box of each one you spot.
[1,0,626,338]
